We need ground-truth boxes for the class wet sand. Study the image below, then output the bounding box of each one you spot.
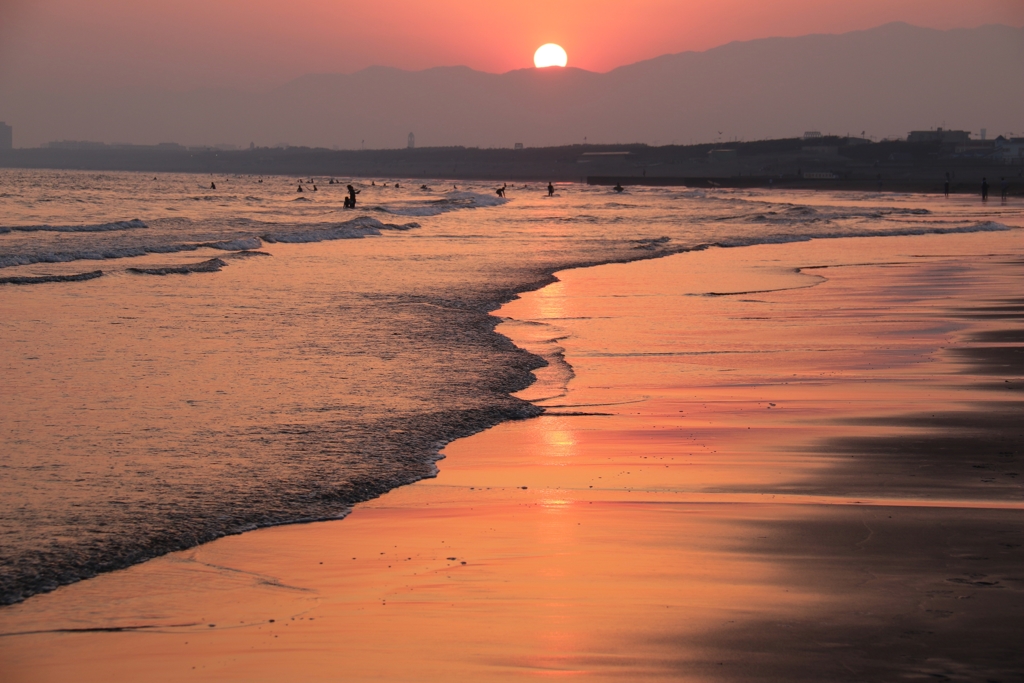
[1,231,1022,681]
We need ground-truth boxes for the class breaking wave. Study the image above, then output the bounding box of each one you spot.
[0,217,418,269]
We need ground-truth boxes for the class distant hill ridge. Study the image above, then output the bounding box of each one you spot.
[2,22,1021,148]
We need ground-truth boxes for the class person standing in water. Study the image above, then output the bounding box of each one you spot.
[982,177,989,201]
[210,182,216,190]
[347,184,360,208]
[297,183,303,193]
[547,182,554,197]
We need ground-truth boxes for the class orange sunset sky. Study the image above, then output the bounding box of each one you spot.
[1,0,1022,91]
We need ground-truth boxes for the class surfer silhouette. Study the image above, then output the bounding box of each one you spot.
[614,183,624,193]
[210,182,216,190]
[297,184,303,193]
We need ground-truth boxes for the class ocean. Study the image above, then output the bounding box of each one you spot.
[0,169,1016,605]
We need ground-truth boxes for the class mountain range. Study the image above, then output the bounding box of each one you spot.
[2,22,1021,149]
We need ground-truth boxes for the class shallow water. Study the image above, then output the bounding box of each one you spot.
[0,169,1020,605]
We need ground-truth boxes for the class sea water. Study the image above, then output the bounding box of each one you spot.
[0,169,1018,604]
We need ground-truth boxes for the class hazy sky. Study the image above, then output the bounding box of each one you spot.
[1,0,1022,91]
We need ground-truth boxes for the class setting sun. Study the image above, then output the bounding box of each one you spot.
[534,43,568,68]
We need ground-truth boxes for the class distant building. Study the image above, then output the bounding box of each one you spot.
[407,132,415,149]
[907,128,970,145]
[0,122,11,150]
[514,143,524,150]
[802,131,822,140]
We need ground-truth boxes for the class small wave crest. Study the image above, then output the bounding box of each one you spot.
[0,270,104,285]
[0,219,148,234]
[716,221,1014,249]
[204,237,263,251]
[375,191,508,217]
[728,205,932,226]
[262,216,418,243]
[129,258,227,275]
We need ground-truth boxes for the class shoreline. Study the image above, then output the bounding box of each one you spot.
[1,229,1021,680]
[0,199,688,607]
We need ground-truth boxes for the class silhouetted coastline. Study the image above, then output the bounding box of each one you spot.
[2,137,1019,195]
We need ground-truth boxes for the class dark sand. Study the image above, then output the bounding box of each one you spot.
[0,231,1021,681]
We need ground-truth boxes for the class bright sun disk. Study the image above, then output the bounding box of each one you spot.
[534,43,568,68]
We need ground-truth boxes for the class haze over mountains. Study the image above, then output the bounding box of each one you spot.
[2,22,1021,149]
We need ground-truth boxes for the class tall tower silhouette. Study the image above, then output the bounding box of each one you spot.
[407,132,415,150]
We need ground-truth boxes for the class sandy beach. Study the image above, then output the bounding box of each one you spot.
[1,227,1021,681]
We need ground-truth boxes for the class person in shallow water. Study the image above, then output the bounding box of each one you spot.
[547,182,554,197]
[297,184,303,193]
[347,184,360,208]
[982,177,989,201]
[614,183,624,193]
[496,183,506,198]
[211,182,216,190]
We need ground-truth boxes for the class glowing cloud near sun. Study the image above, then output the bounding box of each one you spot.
[534,44,568,68]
